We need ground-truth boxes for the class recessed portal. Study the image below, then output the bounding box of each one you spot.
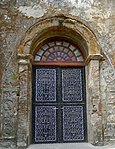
[32,38,87,143]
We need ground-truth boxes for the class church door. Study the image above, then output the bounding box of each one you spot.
[32,66,87,143]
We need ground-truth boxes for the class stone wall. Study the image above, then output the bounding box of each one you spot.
[0,0,115,148]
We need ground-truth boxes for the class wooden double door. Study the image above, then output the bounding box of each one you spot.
[32,66,87,143]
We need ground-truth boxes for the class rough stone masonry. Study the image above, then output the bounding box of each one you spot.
[0,0,115,149]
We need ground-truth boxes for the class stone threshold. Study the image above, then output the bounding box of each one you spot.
[27,143,115,149]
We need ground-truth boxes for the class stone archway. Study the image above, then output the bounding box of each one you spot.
[17,15,103,148]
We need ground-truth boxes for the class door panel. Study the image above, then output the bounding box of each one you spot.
[62,69,83,102]
[35,69,56,102]
[62,105,84,141]
[34,106,57,142]
[32,66,87,143]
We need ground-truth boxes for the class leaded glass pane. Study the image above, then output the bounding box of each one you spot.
[37,49,44,56]
[59,47,64,51]
[44,51,50,56]
[56,41,62,45]
[49,48,54,53]
[35,106,56,142]
[69,45,75,51]
[35,55,41,61]
[64,48,69,53]
[65,56,69,60]
[62,69,82,101]
[68,51,74,57]
[63,41,69,47]
[77,56,83,61]
[42,44,49,50]
[41,56,46,61]
[63,106,84,141]
[72,57,76,61]
[48,42,55,47]
[36,69,56,102]
[74,50,80,56]
[54,46,58,51]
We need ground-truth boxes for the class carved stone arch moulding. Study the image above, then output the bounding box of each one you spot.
[17,15,104,148]
[18,15,103,57]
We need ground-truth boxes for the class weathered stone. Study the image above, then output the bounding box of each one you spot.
[0,0,115,149]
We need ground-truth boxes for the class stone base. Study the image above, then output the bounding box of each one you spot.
[27,143,115,149]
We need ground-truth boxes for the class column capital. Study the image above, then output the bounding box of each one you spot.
[85,54,104,65]
[17,54,33,65]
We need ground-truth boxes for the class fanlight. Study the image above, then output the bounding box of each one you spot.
[34,40,84,64]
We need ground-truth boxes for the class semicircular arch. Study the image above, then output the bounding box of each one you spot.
[18,15,101,59]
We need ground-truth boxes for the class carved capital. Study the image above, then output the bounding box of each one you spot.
[85,54,104,65]
[17,54,33,65]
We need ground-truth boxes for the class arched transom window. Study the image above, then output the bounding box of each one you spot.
[34,39,84,65]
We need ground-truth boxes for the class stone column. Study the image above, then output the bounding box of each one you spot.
[86,54,104,145]
[17,54,32,149]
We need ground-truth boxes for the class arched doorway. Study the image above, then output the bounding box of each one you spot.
[17,15,103,148]
[32,38,87,143]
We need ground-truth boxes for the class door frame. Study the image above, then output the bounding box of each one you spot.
[16,15,103,148]
[32,66,87,143]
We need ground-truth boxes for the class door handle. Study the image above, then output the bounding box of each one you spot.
[53,107,58,110]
